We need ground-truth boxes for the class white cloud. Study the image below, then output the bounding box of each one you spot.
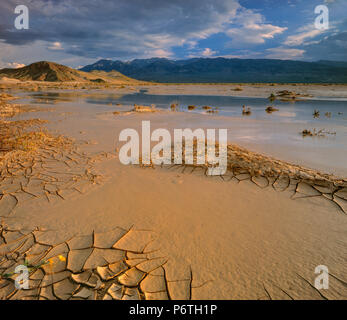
[188,47,218,58]
[218,54,242,58]
[7,62,25,68]
[150,49,173,58]
[0,40,96,68]
[265,47,305,59]
[202,48,217,56]
[226,9,287,45]
[284,29,323,46]
[48,42,64,51]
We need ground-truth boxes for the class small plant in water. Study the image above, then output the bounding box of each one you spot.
[313,110,320,118]
[265,106,279,113]
[268,93,276,102]
[242,105,252,115]
[301,128,336,137]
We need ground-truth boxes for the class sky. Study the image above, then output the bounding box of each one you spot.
[0,0,346,68]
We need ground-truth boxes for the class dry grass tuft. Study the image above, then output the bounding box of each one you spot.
[0,119,71,165]
[132,104,157,113]
[206,108,219,114]
[0,118,107,216]
[301,128,336,137]
[0,100,40,118]
[170,103,178,111]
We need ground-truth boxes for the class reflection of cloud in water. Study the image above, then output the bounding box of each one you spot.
[235,135,271,141]
[30,92,126,104]
[277,111,296,117]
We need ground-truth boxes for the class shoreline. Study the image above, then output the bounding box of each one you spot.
[2,87,347,177]
[1,81,347,100]
[1,88,346,300]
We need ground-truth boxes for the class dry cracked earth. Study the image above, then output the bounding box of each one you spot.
[0,128,346,299]
[156,142,347,215]
[0,128,192,300]
[0,224,188,300]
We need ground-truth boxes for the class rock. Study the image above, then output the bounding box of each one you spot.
[125,258,147,267]
[25,243,50,256]
[10,287,39,300]
[2,231,23,243]
[67,248,93,272]
[67,235,93,250]
[73,287,94,299]
[273,176,290,191]
[94,228,127,248]
[71,270,92,284]
[0,194,17,216]
[251,176,269,188]
[96,266,116,281]
[83,248,124,270]
[313,185,334,194]
[126,252,148,260]
[41,271,71,287]
[335,188,347,201]
[39,285,56,300]
[163,261,191,282]
[113,230,155,253]
[17,235,35,254]
[136,257,167,273]
[42,254,68,274]
[140,274,167,293]
[84,274,102,289]
[122,287,140,300]
[44,243,69,260]
[107,283,123,300]
[33,230,68,246]
[0,239,26,256]
[322,193,333,200]
[296,182,321,196]
[333,196,347,213]
[235,173,251,181]
[102,293,113,300]
[29,269,44,281]
[53,278,78,300]
[144,291,169,300]
[167,280,191,300]
[108,260,128,275]
[0,280,16,300]
[149,266,165,276]
[118,267,145,286]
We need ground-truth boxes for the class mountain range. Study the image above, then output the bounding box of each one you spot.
[80,58,347,83]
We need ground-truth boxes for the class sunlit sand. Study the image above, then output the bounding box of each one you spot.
[0,83,346,300]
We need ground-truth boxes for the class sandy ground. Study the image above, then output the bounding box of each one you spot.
[0,86,346,300]
[139,83,347,100]
[1,79,347,100]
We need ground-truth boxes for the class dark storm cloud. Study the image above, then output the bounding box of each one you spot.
[0,0,240,58]
[303,29,347,61]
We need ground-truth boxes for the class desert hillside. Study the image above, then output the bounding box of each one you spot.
[0,61,140,84]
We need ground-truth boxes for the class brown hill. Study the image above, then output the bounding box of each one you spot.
[89,70,137,83]
[0,61,139,83]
